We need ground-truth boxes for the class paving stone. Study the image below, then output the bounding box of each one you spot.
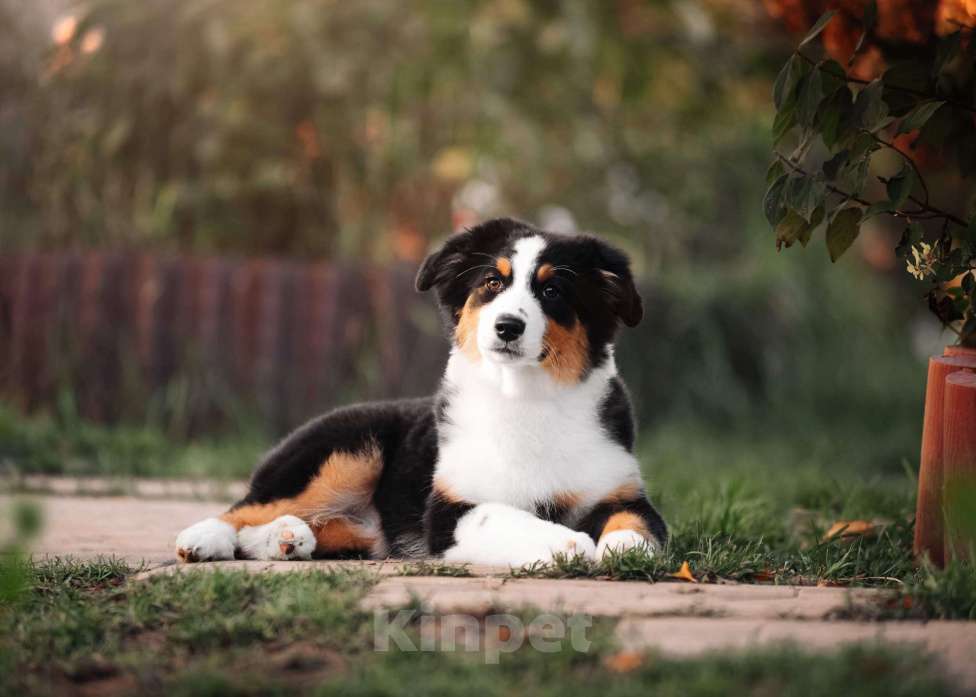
[616,617,976,692]
[360,576,881,619]
[3,494,227,565]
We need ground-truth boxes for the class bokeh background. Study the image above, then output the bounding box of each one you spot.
[0,0,965,504]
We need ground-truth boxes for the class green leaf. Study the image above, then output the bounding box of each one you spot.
[772,105,797,143]
[863,200,893,220]
[918,102,954,148]
[766,159,786,185]
[850,1,877,63]
[817,86,853,148]
[853,79,888,130]
[763,173,788,227]
[936,32,963,76]
[785,173,825,222]
[797,70,824,127]
[822,149,849,180]
[897,101,945,135]
[775,209,812,251]
[962,272,975,296]
[895,221,924,257]
[882,62,931,116]
[885,162,916,209]
[818,60,848,96]
[826,207,863,262]
[802,205,826,246]
[773,54,810,111]
[799,11,837,49]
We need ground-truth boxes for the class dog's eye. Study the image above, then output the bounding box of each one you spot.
[485,278,503,293]
[542,285,559,299]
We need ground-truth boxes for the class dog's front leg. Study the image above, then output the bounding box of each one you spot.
[427,495,596,567]
[576,488,668,560]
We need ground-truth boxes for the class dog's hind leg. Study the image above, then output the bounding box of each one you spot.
[236,515,316,561]
[175,518,237,563]
[174,441,386,562]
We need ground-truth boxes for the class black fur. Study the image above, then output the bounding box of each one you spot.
[425,492,475,555]
[599,377,636,452]
[577,494,669,548]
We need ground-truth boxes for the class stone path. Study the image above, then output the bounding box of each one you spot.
[4,488,976,690]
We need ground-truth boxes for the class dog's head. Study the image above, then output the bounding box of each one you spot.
[416,218,642,384]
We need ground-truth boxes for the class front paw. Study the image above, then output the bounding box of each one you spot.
[505,528,597,567]
[597,529,653,560]
[175,518,236,563]
[542,528,598,563]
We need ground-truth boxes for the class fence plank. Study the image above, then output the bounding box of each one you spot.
[0,252,443,435]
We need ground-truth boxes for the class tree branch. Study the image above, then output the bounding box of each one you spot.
[797,50,976,116]
[774,151,968,228]
[862,129,930,206]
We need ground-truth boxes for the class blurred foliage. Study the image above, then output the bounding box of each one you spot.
[0,1,939,477]
[1,0,781,265]
[764,3,976,344]
[0,499,42,605]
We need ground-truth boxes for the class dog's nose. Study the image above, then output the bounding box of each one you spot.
[494,314,526,342]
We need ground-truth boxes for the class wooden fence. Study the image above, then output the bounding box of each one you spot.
[0,253,447,435]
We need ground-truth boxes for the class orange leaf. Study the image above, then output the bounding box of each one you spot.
[823,520,875,541]
[670,561,698,583]
[752,569,775,583]
[604,651,644,674]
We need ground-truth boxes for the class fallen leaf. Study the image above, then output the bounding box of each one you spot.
[823,520,875,541]
[751,569,776,583]
[604,651,644,673]
[670,561,698,583]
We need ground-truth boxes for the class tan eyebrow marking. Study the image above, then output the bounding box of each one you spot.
[496,257,512,277]
[536,263,555,282]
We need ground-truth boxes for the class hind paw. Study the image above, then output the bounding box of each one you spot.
[239,515,315,561]
[175,518,237,563]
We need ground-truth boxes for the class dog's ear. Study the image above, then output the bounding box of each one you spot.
[415,218,518,293]
[587,237,643,327]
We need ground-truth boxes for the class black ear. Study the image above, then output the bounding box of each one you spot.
[415,218,521,293]
[415,247,450,292]
[589,238,643,327]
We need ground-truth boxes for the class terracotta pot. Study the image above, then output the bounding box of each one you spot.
[945,345,976,358]
[913,349,976,566]
[943,371,976,563]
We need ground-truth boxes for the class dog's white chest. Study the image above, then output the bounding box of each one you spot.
[435,357,639,509]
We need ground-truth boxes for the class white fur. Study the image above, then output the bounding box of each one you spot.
[444,502,597,567]
[476,236,549,373]
[437,353,642,511]
[237,514,315,561]
[597,529,654,560]
[175,517,236,562]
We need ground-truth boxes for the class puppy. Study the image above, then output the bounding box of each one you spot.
[175,218,667,566]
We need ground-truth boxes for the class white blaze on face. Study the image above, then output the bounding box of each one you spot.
[476,235,547,364]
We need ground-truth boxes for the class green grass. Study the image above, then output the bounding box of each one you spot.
[0,559,958,697]
[0,401,264,480]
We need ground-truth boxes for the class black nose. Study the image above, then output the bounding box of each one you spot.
[494,314,526,342]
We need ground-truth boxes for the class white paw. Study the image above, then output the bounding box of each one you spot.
[538,526,598,563]
[597,529,654,560]
[444,503,597,567]
[238,515,315,561]
[175,518,237,563]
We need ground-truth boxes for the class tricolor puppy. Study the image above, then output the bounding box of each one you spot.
[175,218,667,566]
